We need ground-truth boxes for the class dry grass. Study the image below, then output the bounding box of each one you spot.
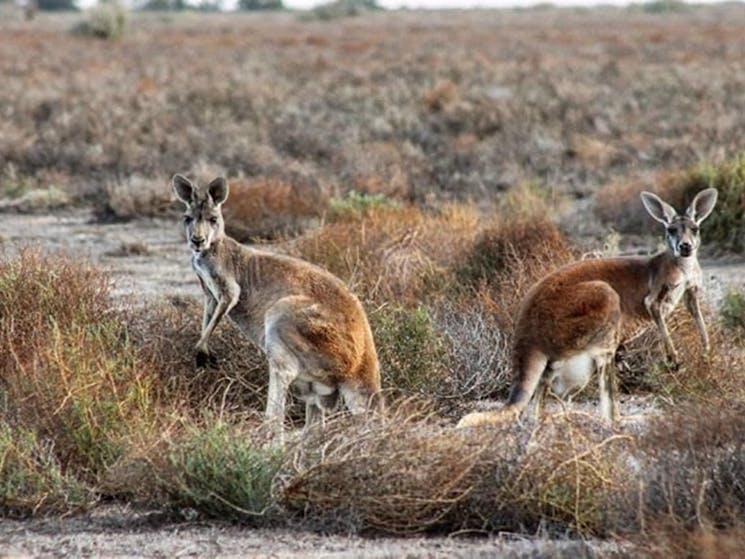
[279,409,632,536]
[5,9,745,211]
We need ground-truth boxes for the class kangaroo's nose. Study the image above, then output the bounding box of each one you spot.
[191,235,205,246]
[679,242,693,255]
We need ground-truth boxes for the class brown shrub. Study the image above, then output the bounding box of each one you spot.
[222,174,329,242]
[458,215,576,323]
[279,410,632,536]
[422,79,460,113]
[127,296,272,418]
[293,204,480,305]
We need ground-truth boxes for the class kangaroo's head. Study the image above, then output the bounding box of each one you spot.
[172,174,229,254]
[640,188,718,258]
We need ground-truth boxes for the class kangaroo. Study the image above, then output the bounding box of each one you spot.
[458,188,718,428]
[172,174,383,438]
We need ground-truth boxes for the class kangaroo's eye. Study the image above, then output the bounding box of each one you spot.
[666,227,676,234]
[209,216,218,225]
[691,226,700,233]
[183,215,193,224]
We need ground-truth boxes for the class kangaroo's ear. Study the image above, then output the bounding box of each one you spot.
[172,174,195,205]
[686,188,718,224]
[641,191,678,225]
[208,177,229,206]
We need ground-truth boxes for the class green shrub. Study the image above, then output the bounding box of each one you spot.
[595,155,745,252]
[161,421,282,521]
[370,305,449,398]
[0,422,93,516]
[721,290,745,334]
[328,191,399,222]
[78,2,128,40]
[238,0,283,9]
[641,0,688,13]
[304,0,380,21]
[681,157,745,253]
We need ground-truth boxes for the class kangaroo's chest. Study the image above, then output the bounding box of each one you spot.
[192,255,222,300]
[645,264,700,317]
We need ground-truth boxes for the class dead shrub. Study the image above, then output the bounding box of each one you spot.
[127,296,271,417]
[458,215,575,322]
[636,401,745,548]
[222,174,329,242]
[279,410,632,536]
[434,291,512,405]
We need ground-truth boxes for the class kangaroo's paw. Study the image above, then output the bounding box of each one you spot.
[195,349,219,369]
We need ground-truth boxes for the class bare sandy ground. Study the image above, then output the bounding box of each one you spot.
[0,209,740,558]
[0,504,629,559]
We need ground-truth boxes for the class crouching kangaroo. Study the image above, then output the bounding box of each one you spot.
[172,174,383,438]
[458,188,718,427]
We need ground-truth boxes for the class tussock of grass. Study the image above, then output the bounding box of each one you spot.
[279,410,632,536]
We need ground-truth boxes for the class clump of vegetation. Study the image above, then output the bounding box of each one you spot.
[238,0,283,9]
[370,305,449,400]
[76,2,128,40]
[680,157,745,253]
[640,0,688,13]
[0,249,155,488]
[721,290,745,335]
[294,204,478,305]
[152,421,282,522]
[280,411,632,536]
[635,401,745,554]
[99,175,174,220]
[458,215,574,321]
[221,175,328,242]
[305,0,380,20]
[128,296,269,415]
[328,191,398,222]
[0,422,93,516]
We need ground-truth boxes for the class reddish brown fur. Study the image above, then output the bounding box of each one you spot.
[458,188,717,428]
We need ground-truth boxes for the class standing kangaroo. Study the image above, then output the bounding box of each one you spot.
[458,188,718,427]
[172,175,383,438]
